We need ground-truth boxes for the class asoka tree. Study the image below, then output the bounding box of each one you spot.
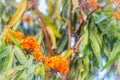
[0,0,120,80]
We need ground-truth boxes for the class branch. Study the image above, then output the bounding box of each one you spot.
[75,4,107,33]
[31,0,55,56]
[74,36,82,53]
[62,0,73,80]
[74,4,107,52]
[68,0,73,50]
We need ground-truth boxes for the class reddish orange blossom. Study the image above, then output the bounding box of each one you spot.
[20,36,39,52]
[33,47,46,62]
[90,0,99,10]
[4,30,24,42]
[45,56,69,74]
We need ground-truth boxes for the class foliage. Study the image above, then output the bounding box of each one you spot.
[0,0,120,80]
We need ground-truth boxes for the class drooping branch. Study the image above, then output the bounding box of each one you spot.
[30,0,55,56]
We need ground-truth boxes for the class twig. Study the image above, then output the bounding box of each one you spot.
[32,0,55,56]
[74,36,82,53]
[75,4,107,33]
[74,4,107,52]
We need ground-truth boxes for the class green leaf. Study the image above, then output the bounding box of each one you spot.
[48,0,54,16]
[34,63,45,80]
[56,30,68,53]
[2,49,14,72]
[37,63,45,80]
[95,13,107,24]
[64,49,73,59]
[102,40,120,70]
[90,29,102,67]
[6,0,27,28]
[36,30,43,45]
[47,27,57,49]
[81,26,90,58]
[10,70,25,80]
[25,66,34,80]
[61,0,68,19]
[0,46,12,59]
[14,46,27,65]
[103,9,114,16]
[41,14,62,38]
[24,57,33,68]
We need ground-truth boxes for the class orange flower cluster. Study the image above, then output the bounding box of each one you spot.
[20,36,39,52]
[113,11,120,20]
[20,36,46,62]
[33,48,46,62]
[4,30,24,42]
[4,30,69,74]
[45,56,69,74]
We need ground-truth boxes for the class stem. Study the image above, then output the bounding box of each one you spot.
[32,0,55,56]
[74,36,82,53]
[62,0,73,80]
[68,0,72,50]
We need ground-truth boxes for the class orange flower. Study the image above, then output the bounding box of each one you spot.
[22,12,32,25]
[90,0,99,10]
[77,18,83,24]
[45,56,69,74]
[33,48,46,62]
[4,30,24,42]
[20,36,39,52]
[113,11,120,20]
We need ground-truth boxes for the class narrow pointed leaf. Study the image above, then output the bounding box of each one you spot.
[0,46,12,59]
[102,40,120,70]
[14,46,27,65]
[47,27,56,49]
[6,0,27,28]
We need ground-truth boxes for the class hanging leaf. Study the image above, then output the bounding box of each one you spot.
[64,49,73,59]
[41,14,62,38]
[47,27,56,49]
[5,0,27,28]
[90,29,103,67]
[2,49,14,72]
[95,13,107,24]
[48,0,54,16]
[81,26,90,57]
[0,45,12,59]
[56,30,68,53]
[102,40,120,70]
[25,66,34,80]
[35,63,45,80]
[14,46,27,65]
